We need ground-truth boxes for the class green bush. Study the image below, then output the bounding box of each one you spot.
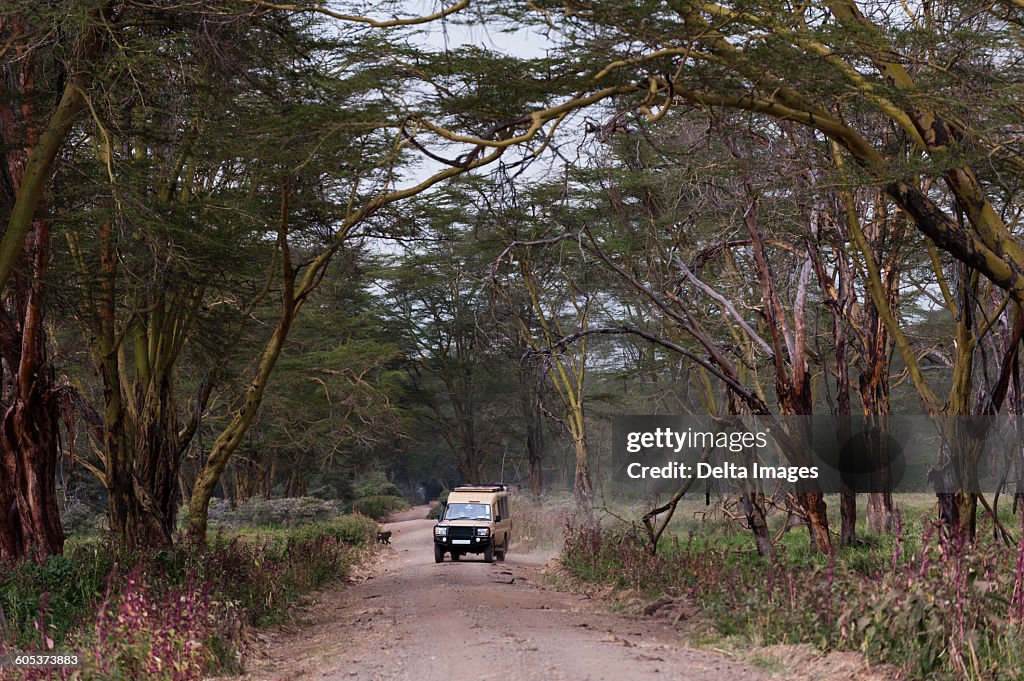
[0,542,118,649]
[351,494,409,520]
[307,514,379,547]
[353,471,405,499]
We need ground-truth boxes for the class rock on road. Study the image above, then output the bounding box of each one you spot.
[231,507,766,681]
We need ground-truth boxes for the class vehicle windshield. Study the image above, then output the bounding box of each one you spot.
[444,503,491,521]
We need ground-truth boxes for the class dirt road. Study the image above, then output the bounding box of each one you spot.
[235,507,766,681]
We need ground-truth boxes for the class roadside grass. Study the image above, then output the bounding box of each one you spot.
[748,652,786,673]
[561,495,1024,681]
[0,513,378,680]
[511,495,574,552]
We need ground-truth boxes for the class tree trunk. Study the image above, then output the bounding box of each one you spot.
[784,415,832,553]
[88,265,187,548]
[527,436,543,497]
[525,394,544,498]
[189,196,298,540]
[864,420,897,533]
[0,364,64,562]
[0,223,64,561]
[572,433,593,515]
[839,492,857,547]
[797,491,831,553]
[517,360,546,497]
[0,24,97,560]
[860,347,897,535]
[726,393,775,557]
[0,67,65,561]
[0,11,105,293]
[740,492,776,557]
[866,491,896,533]
[780,379,832,553]
[104,377,182,548]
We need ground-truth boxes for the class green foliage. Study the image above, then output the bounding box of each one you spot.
[0,515,376,679]
[562,520,1024,680]
[221,257,414,503]
[0,543,119,649]
[353,470,405,499]
[312,514,380,547]
[351,495,410,520]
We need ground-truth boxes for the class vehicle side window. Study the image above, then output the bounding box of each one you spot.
[498,498,508,519]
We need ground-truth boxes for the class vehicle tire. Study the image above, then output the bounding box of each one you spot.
[496,539,506,562]
[434,544,444,563]
[483,542,494,563]
[451,551,460,561]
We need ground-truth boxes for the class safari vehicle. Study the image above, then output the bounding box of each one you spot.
[433,485,511,563]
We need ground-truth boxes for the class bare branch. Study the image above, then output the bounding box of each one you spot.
[242,0,470,27]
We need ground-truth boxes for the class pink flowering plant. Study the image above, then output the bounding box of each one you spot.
[0,513,377,680]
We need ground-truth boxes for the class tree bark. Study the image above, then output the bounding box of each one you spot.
[810,209,857,546]
[102,371,183,548]
[0,37,71,560]
[0,218,64,561]
[572,432,593,513]
[525,394,544,498]
[856,200,900,535]
[743,183,831,553]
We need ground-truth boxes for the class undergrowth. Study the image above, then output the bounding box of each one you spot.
[562,513,1024,680]
[0,513,378,680]
[350,495,409,520]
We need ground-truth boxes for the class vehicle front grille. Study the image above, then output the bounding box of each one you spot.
[447,526,477,539]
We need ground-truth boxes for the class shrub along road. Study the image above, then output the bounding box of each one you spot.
[229,507,764,681]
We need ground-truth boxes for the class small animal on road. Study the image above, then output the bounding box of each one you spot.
[377,530,392,545]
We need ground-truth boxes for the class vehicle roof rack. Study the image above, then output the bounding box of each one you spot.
[452,484,506,492]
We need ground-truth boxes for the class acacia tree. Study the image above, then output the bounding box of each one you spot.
[557,120,835,551]
[383,205,517,485]
[510,0,1024,537]
[56,4,293,547]
[233,251,410,500]
[543,0,1024,302]
[2,0,551,550]
[504,241,598,513]
[813,182,913,537]
[842,165,1024,537]
[1,0,319,557]
[180,7,648,535]
[484,178,622,513]
[1,2,126,560]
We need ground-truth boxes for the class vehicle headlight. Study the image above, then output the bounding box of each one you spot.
[475,527,490,536]
[434,526,448,536]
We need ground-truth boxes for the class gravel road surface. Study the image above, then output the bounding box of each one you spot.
[232,507,766,681]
